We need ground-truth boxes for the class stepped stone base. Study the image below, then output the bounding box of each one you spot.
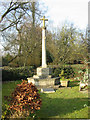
[27,77,60,87]
[27,67,60,88]
[33,75,52,79]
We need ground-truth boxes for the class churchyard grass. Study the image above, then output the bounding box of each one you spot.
[2,80,22,104]
[2,80,88,119]
[37,85,88,118]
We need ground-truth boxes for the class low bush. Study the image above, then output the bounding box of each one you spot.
[63,67,75,78]
[52,67,62,77]
[52,66,75,78]
[3,80,42,119]
[2,66,35,81]
[2,104,10,119]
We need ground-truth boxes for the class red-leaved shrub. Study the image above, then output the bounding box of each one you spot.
[4,80,42,118]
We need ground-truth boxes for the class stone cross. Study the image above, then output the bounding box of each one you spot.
[40,16,48,68]
[40,16,48,28]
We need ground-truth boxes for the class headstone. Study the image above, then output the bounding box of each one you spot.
[41,88,55,93]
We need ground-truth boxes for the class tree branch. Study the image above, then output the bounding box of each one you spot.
[0,2,29,23]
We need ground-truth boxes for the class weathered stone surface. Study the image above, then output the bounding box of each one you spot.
[33,75,41,79]
[38,78,54,86]
[42,28,47,68]
[41,88,55,93]
[27,78,35,84]
[27,77,60,87]
[33,67,52,79]
[40,16,48,68]
[37,67,49,76]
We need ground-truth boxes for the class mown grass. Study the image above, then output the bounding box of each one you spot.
[2,80,89,119]
[2,80,22,104]
[37,86,88,119]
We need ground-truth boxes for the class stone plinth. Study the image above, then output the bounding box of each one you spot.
[37,67,49,76]
[27,77,60,87]
[33,67,52,79]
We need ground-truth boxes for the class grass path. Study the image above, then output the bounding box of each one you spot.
[2,80,88,119]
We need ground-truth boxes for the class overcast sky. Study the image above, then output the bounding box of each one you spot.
[41,0,89,31]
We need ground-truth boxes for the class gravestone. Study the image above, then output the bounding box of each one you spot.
[41,88,55,93]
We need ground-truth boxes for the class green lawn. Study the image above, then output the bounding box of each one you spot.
[2,80,22,104]
[2,80,89,119]
[37,87,88,118]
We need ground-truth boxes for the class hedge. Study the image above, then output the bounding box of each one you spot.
[2,66,35,81]
[2,65,75,81]
[51,66,75,78]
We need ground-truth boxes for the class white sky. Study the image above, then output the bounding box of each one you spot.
[41,0,89,31]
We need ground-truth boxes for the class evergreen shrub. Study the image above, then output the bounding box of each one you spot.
[2,66,35,81]
[52,66,75,78]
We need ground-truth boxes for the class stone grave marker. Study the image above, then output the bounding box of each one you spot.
[41,88,55,93]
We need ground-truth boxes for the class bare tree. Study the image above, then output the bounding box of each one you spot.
[0,0,46,66]
[0,0,44,31]
[54,24,88,64]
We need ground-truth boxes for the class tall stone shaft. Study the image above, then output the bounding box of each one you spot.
[40,16,48,68]
[42,27,47,68]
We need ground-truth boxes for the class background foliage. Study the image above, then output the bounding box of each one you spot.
[0,1,88,67]
[2,66,35,81]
